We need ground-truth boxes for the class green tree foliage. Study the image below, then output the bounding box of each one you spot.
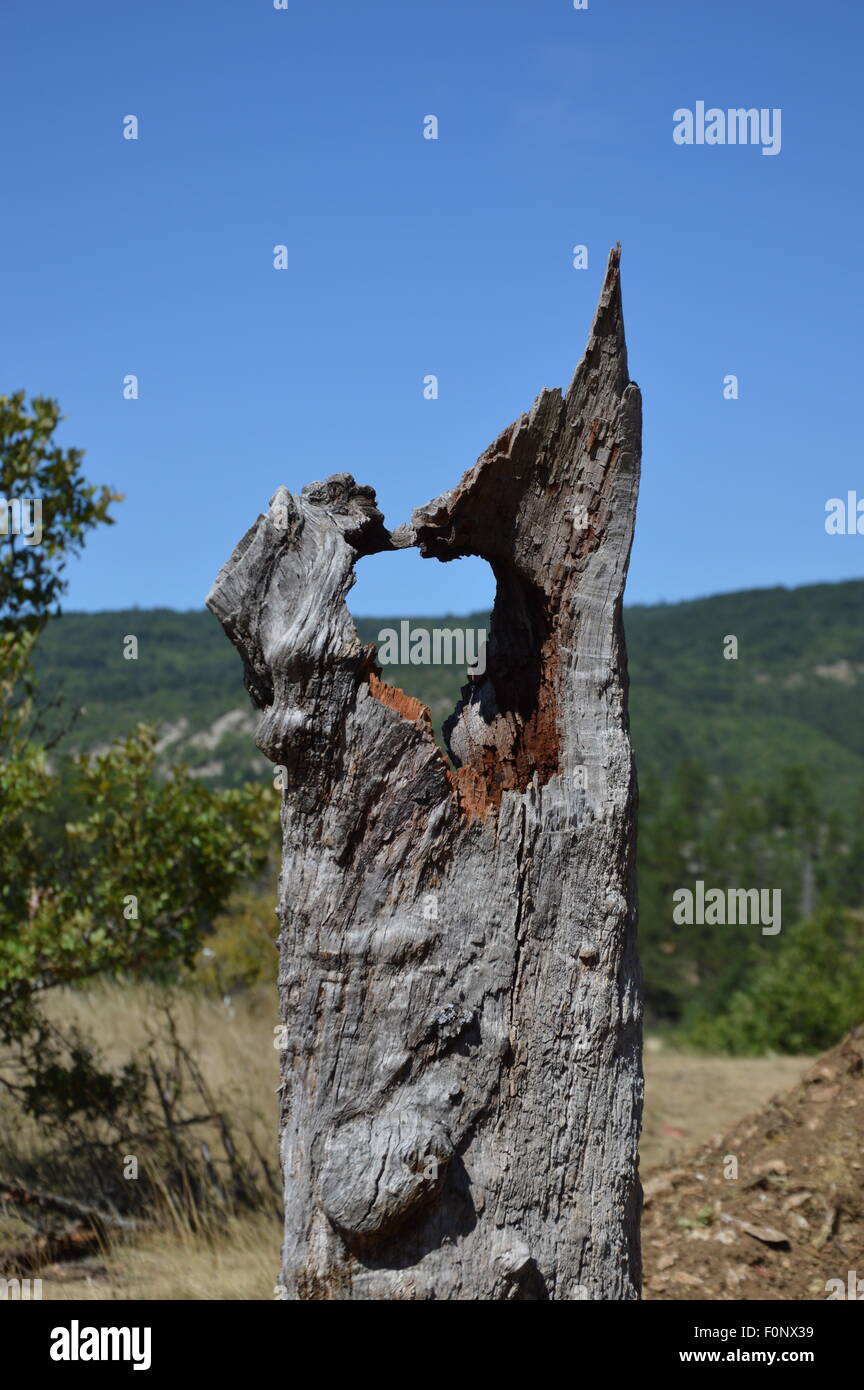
[0,726,275,1024]
[194,886,280,994]
[0,393,121,633]
[0,396,277,1043]
[639,757,864,1049]
[682,909,864,1054]
[28,583,864,802]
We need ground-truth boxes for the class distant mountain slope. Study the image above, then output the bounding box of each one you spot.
[30,579,864,802]
[626,580,864,804]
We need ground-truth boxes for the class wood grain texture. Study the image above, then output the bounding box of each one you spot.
[207,246,643,1300]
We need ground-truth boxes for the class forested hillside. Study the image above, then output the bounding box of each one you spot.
[29,579,864,1044]
[32,580,864,800]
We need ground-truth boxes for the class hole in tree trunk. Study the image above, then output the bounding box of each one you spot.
[347,549,495,757]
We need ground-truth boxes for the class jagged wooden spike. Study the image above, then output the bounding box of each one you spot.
[207,245,643,1300]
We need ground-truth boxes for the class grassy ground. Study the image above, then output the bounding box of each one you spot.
[0,985,283,1301]
[0,985,812,1300]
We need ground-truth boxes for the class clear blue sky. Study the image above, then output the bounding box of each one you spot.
[2,0,862,616]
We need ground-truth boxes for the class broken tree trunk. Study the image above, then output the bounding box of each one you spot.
[207,245,643,1300]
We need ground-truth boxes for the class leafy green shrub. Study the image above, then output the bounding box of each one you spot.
[681,908,864,1054]
[0,727,278,1025]
[192,888,280,994]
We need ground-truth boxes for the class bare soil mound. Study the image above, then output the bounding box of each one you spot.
[642,1028,864,1301]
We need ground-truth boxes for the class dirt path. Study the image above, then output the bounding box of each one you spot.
[642,1030,864,1301]
[641,1047,812,1173]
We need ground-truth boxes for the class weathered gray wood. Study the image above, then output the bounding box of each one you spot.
[207,245,643,1300]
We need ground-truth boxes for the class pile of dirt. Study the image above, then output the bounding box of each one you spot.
[642,1027,864,1301]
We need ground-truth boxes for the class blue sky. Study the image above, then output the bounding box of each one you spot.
[2,0,862,616]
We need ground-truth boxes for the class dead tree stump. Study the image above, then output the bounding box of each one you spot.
[208,245,643,1300]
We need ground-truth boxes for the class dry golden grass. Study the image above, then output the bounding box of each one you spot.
[39,1213,281,1301]
[0,981,282,1300]
[0,984,814,1300]
[41,979,280,1130]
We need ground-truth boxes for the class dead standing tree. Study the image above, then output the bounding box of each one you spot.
[207,246,643,1300]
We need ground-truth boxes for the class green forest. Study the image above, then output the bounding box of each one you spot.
[28,579,864,1052]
